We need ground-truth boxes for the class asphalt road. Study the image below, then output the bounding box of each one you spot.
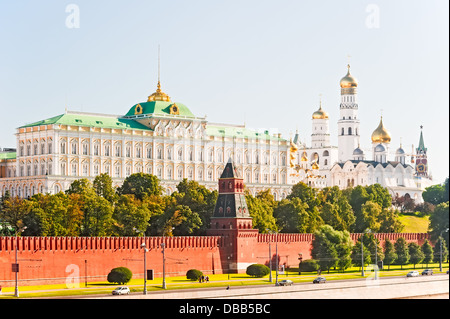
[35,273,449,299]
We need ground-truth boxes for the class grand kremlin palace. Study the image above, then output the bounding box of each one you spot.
[0,65,433,202]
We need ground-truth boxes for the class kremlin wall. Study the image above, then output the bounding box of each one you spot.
[0,161,431,287]
[0,232,429,287]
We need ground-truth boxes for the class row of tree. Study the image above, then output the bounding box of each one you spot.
[310,225,448,273]
[0,173,448,250]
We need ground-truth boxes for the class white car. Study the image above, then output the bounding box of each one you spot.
[406,271,419,277]
[112,286,130,295]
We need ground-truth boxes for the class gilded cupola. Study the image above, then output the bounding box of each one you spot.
[312,101,329,120]
[147,81,171,102]
[340,64,358,88]
[371,117,391,144]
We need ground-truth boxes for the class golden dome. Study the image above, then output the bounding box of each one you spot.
[340,64,358,88]
[148,81,171,102]
[371,117,391,143]
[312,102,329,120]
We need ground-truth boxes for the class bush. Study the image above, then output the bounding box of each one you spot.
[246,264,270,278]
[186,269,203,281]
[107,267,133,284]
[299,259,320,272]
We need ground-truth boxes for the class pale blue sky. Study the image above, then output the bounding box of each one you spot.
[0,0,448,183]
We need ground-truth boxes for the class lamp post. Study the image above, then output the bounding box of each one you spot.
[439,228,449,272]
[162,227,174,290]
[133,227,147,295]
[365,229,378,280]
[14,226,27,298]
[267,229,279,286]
[361,232,365,277]
[265,229,272,283]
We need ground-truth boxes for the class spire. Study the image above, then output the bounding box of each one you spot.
[416,125,427,153]
[147,46,171,102]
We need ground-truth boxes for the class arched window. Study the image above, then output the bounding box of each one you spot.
[341,128,345,135]
[348,127,352,135]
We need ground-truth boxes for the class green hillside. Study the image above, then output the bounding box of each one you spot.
[398,213,430,233]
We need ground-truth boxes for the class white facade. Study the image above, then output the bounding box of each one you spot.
[0,65,433,203]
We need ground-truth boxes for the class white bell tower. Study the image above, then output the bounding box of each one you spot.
[338,64,360,162]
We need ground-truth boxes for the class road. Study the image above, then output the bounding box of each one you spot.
[38,273,448,299]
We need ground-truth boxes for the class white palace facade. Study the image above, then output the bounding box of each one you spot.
[0,65,433,202]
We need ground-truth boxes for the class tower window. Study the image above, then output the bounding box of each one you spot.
[348,127,352,135]
[341,128,345,135]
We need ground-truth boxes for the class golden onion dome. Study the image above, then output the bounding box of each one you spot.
[312,103,329,120]
[371,117,391,144]
[340,64,358,88]
[148,81,171,102]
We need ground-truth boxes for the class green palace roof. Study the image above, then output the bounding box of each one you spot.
[20,112,151,131]
[206,124,284,141]
[124,101,195,118]
[0,152,16,160]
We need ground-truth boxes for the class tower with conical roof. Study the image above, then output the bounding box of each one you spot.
[415,126,428,177]
[207,159,258,273]
[338,64,360,162]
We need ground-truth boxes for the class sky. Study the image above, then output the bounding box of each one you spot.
[0,0,448,184]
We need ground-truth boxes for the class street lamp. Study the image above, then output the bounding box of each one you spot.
[267,229,279,286]
[162,227,175,290]
[14,226,27,298]
[365,229,378,280]
[265,229,272,283]
[133,227,148,295]
[439,228,449,272]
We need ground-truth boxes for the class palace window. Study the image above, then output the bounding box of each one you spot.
[83,144,88,155]
[146,147,152,159]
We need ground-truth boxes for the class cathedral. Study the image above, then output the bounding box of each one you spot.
[0,64,432,203]
[288,65,433,202]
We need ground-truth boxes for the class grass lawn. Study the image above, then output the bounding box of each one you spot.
[398,213,429,233]
[1,262,448,299]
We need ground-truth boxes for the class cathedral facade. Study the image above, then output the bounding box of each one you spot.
[0,65,432,203]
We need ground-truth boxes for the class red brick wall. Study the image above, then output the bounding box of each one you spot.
[0,233,430,287]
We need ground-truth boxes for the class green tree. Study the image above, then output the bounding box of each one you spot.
[421,239,434,268]
[67,179,114,236]
[422,184,446,205]
[118,173,163,200]
[408,242,425,269]
[320,186,355,232]
[245,190,278,233]
[171,179,218,235]
[429,202,449,245]
[157,202,202,236]
[93,173,117,203]
[246,264,271,278]
[113,194,152,236]
[394,237,410,269]
[365,184,392,209]
[358,201,382,233]
[273,198,310,233]
[107,267,132,284]
[433,237,449,264]
[0,196,32,232]
[24,193,83,236]
[378,207,404,233]
[312,225,352,273]
[383,239,397,270]
[351,237,371,270]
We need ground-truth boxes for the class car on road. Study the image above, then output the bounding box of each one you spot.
[406,271,419,277]
[278,280,293,286]
[112,286,130,295]
[313,277,326,284]
[421,269,433,276]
